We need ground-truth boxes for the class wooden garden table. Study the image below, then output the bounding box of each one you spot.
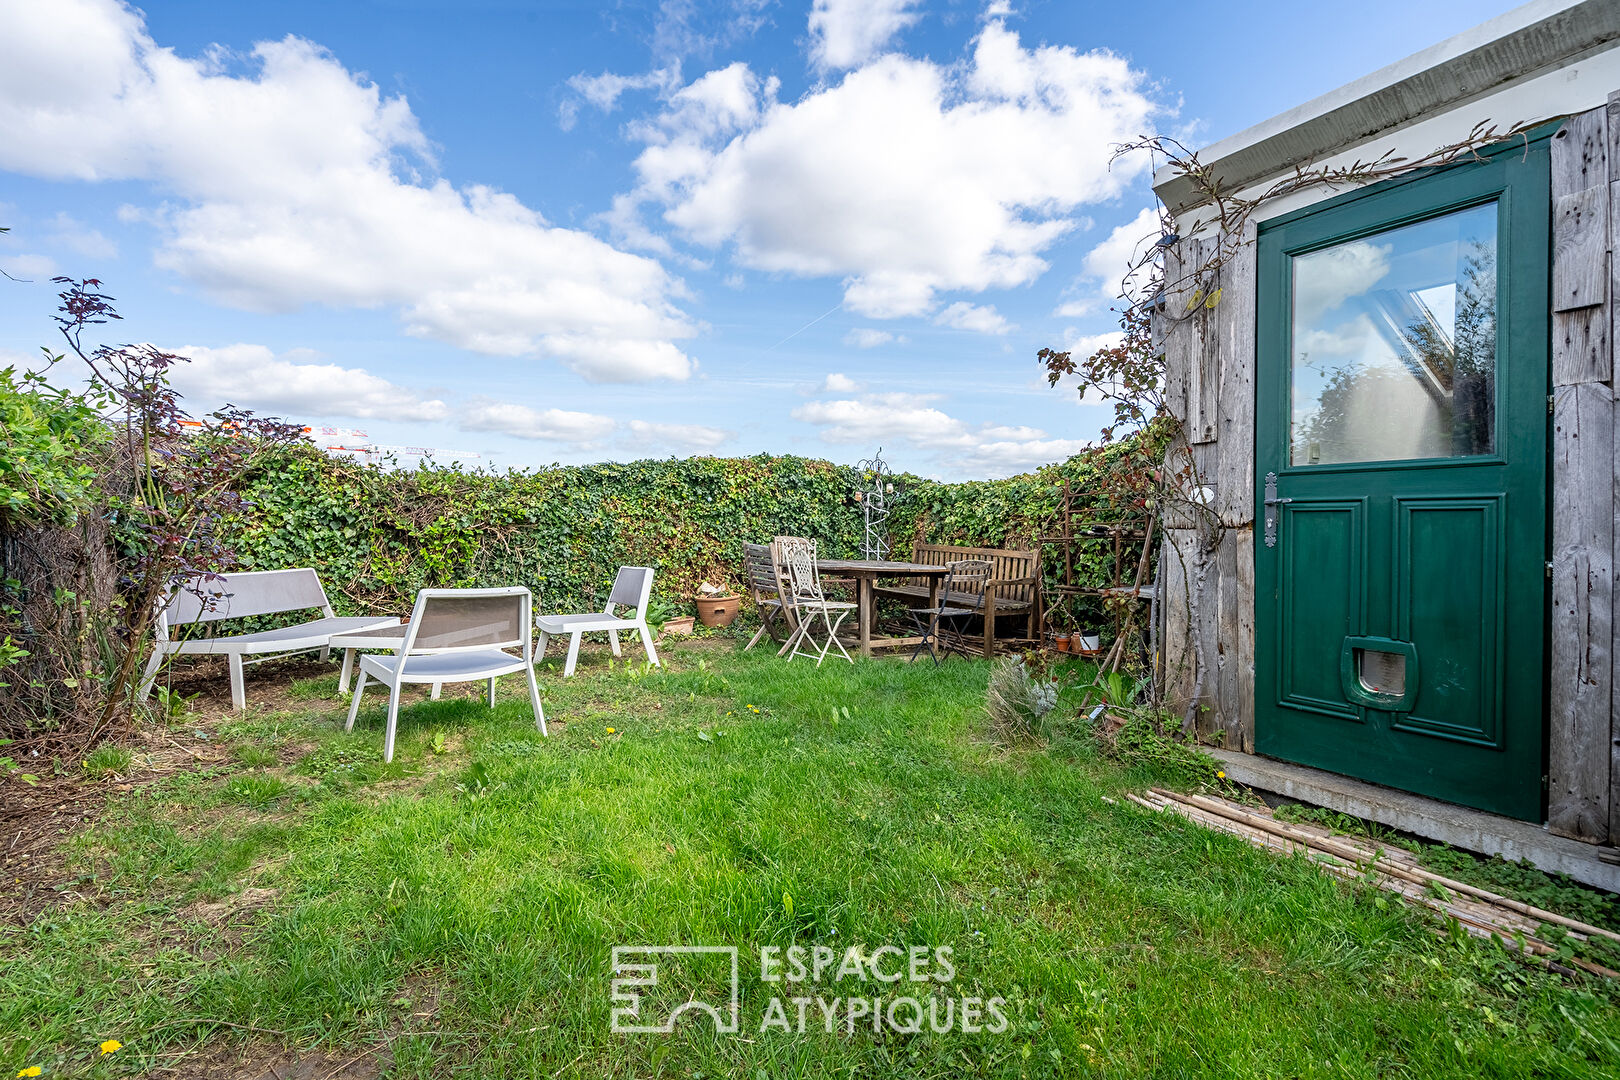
[815,559,949,657]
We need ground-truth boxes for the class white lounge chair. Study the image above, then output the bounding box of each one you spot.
[142,568,399,710]
[535,566,661,677]
[346,587,545,763]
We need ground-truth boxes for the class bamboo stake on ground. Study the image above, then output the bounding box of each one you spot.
[1157,789,1620,947]
[1134,788,1620,978]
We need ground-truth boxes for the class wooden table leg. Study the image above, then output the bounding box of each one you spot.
[858,573,873,657]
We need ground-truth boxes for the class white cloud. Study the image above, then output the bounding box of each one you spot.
[793,389,1089,477]
[0,253,56,279]
[821,372,861,392]
[625,419,732,452]
[171,344,450,422]
[45,212,117,259]
[808,0,923,71]
[1061,329,1124,356]
[1074,205,1162,307]
[0,0,698,383]
[460,401,618,444]
[612,15,1159,318]
[569,65,682,113]
[842,328,902,349]
[933,301,1012,335]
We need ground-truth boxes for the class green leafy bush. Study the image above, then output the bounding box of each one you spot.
[0,358,106,528]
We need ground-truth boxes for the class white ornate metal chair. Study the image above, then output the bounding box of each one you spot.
[535,566,661,677]
[776,536,855,666]
[346,586,544,762]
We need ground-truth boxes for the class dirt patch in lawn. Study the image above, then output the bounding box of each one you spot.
[0,726,227,925]
[152,1040,391,1080]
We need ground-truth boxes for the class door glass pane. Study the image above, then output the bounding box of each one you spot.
[1290,202,1497,466]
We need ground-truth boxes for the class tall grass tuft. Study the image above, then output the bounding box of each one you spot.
[985,656,1060,741]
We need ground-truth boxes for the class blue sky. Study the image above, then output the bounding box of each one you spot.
[0,0,1515,478]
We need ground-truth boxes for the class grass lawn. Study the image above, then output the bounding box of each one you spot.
[3,639,1618,1078]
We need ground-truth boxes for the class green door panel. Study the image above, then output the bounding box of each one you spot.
[1393,496,1504,747]
[1278,499,1366,722]
[1253,138,1548,822]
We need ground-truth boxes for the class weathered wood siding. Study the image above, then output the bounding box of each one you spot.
[1548,100,1617,843]
[1157,224,1257,753]
[1158,97,1620,843]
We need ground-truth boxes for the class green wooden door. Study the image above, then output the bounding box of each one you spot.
[1253,141,1549,822]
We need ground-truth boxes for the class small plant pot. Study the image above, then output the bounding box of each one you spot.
[695,595,740,628]
[1052,634,1072,654]
[1076,634,1101,656]
[659,615,696,639]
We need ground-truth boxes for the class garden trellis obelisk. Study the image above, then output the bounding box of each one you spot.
[856,449,895,561]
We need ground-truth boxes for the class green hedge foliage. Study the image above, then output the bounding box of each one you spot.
[226,442,1153,630]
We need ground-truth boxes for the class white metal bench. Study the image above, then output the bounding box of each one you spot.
[141,568,399,710]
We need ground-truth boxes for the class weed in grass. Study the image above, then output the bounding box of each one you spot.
[148,684,197,720]
[295,741,381,780]
[81,744,133,778]
[221,773,289,808]
[1090,707,1224,789]
[232,744,278,769]
[287,674,341,701]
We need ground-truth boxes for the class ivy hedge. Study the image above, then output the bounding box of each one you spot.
[224,443,1154,630]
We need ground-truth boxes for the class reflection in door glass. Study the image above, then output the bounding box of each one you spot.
[1289,202,1497,466]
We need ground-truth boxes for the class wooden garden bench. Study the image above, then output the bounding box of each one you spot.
[871,543,1043,657]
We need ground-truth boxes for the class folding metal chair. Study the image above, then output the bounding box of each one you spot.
[909,559,991,665]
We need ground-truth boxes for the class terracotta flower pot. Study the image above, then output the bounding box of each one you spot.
[1053,634,1072,653]
[696,595,740,628]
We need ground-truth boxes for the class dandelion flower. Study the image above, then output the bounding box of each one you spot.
[100,1041,122,1055]
[18,1068,41,1077]
[1216,771,1226,779]
[606,727,616,735]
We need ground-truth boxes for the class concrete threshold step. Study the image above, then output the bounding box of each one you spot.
[1205,748,1620,893]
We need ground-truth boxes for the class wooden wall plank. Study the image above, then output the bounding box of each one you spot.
[1548,104,1614,844]
[1548,382,1615,841]
[1160,528,1197,716]
[1607,90,1620,846]
[1554,303,1612,385]
[1612,373,1620,842]
[1191,526,1220,738]
[1214,527,1241,749]
[1233,526,1256,754]
[1216,222,1258,527]
[1190,237,1219,446]
[1552,187,1608,315]
[1552,108,1606,194]
[1160,244,1192,428]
